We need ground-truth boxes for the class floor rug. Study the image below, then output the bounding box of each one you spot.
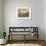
[6,44,42,46]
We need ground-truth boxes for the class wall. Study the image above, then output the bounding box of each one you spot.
[45,0,46,40]
[3,0,45,40]
[0,0,3,38]
[32,0,45,40]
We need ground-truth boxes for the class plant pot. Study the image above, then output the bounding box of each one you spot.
[0,39,7,44]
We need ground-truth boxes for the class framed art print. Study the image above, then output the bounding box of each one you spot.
[16,7,31,19]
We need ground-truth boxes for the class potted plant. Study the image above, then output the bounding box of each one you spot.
[3,32,6,39]
[0,26,7,44]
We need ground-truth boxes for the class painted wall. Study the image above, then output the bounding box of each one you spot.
[3,0,45,40]
[0,0,3,38]
[32,0,45,40]
[45,0,46,40]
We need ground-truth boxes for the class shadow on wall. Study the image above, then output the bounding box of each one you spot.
[0,31,3,39]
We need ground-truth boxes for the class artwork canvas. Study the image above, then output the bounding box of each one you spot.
[16,7,31,19]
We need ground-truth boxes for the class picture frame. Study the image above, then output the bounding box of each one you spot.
[16,7,32,19]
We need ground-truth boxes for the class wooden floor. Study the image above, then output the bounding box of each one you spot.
[8,40,46,46]
[0,40,46,46]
